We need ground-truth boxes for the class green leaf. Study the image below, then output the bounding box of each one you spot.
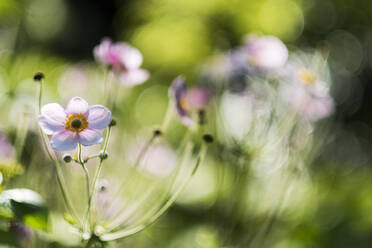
[23,212,48,230]
[63,213,78,226]
[0,188,49,231]
[0,228,18,246]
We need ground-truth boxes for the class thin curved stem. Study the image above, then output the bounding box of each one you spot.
[104,136,193,232]
[101,143,208,241]
[101,101,174,225]
[84,126,112,230]
[36,81,81,226]
[14,112,29,160]
[77,144,91,233]
[161,103,174,132]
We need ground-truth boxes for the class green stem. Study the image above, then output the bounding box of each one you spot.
[107,74,120,115]
[104,134,193,232]
[101,143,208,241]
[84,154,101,162]
[161,103,174,132]
[36,80,81,226]
[84,126,112,231]
[134,134,156,169]
[38,80,42,113]
[131,101,174,171]
[14,112,29,160]
[78,144,91,232]
[102,101,173,224]
[102,68,109,104]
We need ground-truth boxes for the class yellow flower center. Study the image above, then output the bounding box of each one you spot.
[180,97,189,111]
[248,56,259,67]
[65,113,88,133]
[297,68,316,85]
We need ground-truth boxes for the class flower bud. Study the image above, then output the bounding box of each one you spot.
[33,72,44,82]
[99,151,108,160]
[109,119,117,127]
[97,179,109,192]
[203,134,214,143]
[62,154,72,163]
[153,129,162,137]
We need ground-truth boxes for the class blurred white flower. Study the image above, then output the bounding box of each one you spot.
[127,141,177,177]
[241,34,288,71]
[281,51,334,121]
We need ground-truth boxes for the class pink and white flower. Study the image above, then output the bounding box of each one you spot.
[94,38,149,86]
[284,83,334,121]
[170,77,211,127]
[127,141,177,177]
[0,132,14,158]
[281,52,334,121]
[241,34,288,71]
[38,97,112,151]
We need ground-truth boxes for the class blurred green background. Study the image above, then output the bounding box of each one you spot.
[1,0,372,247]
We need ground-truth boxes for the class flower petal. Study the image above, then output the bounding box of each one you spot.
[114,43,143,69]
[65,97,89,115]
[0,133,14,158]
[118,69,149,86]
[245,35,288,70]
[186,87,211,110]
[170,76,190,122]
[38,103,66,135]
[170,76,187,101]
[51,130,78,151]
[94,38,112,65]
[78,128,103,146]
[88,105,112,130]
[180,116,194,127]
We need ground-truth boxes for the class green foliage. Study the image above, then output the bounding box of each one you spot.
[0,188,49,231]
[0,159,24,181]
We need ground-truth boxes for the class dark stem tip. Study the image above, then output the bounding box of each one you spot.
[33,72,44,82]
[109,119,117,127]
[203,134,214,143]
[99,151,109,160]
[153,129,162,137]
[62,154,72,163]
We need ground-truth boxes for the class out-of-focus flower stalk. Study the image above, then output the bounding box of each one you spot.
[130,100,174,169]
[106,73,120,114]
[100,104,173,227]
[76,143,91,233]
[14,112,30,160]
[34,75,82,227]
[104,131,192,232]
[100,140,208,241]
[85,125,112,232]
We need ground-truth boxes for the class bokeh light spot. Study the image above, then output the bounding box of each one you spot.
[258,0,304,41]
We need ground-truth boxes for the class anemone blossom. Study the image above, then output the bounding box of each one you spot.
[38,97,112,151]
[94,38,149,86]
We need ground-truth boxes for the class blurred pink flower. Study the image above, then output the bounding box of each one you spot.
[9,221,32,245]
[170,77,211,127]
[95,179,123,220]
[0,133,13,158]
[242,34,288,71]
[186,87,211,110]
[282,52,334,121]
[94,38,149,86]
[38,97,112,151]
[127,141,177,177]
[284,83,334,121]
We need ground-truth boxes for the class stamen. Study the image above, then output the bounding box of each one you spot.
[180,98,189,111]
[65,113,89,133]
[297,68,316,85]
[71,119,82,129]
